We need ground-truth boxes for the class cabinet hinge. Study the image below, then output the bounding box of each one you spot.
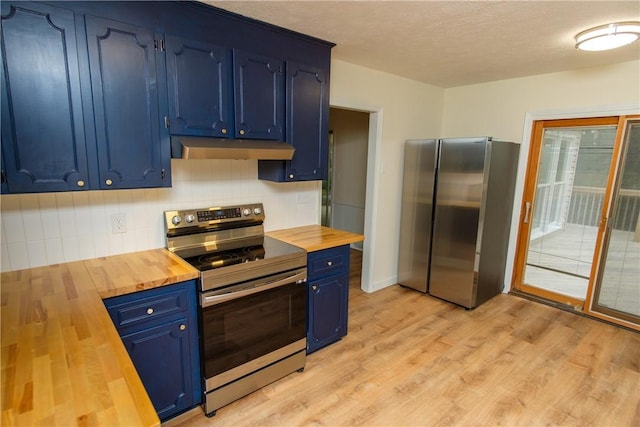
[164,116,170,128]
[1,170,6,184]
[154,39,165,51]
[161,169,166,180]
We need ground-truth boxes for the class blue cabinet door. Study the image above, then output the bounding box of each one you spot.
[286,62,328,181]
[120,317,194,421]
[307,273,349,353]
[257,61,329,182]
[104,280,201,422]
[166,35,232,137]
[233,50,284,140]
[1,2,90,193]
[85,15,170,190]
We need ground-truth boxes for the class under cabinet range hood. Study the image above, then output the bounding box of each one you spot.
[171,136,295,160]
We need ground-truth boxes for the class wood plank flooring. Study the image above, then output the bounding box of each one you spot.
[168,250,640,426]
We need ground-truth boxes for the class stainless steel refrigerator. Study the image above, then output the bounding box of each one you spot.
[397,137,519,308]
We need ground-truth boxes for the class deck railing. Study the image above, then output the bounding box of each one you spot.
[567,186,640,233]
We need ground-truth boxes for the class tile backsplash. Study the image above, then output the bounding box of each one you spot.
[1,160,321,272]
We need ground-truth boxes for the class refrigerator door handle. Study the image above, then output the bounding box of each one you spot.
[523,201,531,224]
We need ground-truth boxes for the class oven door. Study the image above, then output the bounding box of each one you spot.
[200,268,307,390]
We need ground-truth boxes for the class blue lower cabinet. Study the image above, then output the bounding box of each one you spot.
[103,280,200,422]
[306,245,350,353]
[120,318,194,420]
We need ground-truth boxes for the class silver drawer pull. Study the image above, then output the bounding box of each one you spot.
[146,308,154,315]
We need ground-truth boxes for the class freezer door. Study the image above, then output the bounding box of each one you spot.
[397,139,438,292]
[429,138,487,307]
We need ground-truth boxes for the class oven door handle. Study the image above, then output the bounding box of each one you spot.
[201,269,307,307]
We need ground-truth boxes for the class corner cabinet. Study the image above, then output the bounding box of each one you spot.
[258,61,329,182]
[0,2,91,193]
[103,280,201,422]
[85,15,171,190]
[306,245,350,353]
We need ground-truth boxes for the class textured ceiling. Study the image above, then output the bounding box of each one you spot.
[203,0,640,88]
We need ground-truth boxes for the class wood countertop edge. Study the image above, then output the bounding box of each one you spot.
[86,249,199,299]
[267,225,364,252]
[0,248,199,427]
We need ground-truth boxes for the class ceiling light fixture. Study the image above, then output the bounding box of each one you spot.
[575,21,640,51]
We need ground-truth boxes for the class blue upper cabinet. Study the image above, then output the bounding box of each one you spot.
[85,15,171,190]
[286,62,328,181]
[1,1,333,192]
[233,50,285,140]
[165,35,233,138]
[258,61,329,182]
[1,2,90,193]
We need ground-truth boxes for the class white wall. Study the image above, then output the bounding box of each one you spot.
[442,60,640,143]
[1,160,320,272]
[441,59,640,292]
[330,59,445,292]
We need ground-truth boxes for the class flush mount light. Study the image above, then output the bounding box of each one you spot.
[575,21,640,51]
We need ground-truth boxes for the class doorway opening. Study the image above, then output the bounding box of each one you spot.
[323,107,370,252]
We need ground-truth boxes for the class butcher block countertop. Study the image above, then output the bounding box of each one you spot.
[0,249,198,427]
[267,225,364,252]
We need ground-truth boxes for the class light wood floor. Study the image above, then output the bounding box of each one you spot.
[168,250,640,426]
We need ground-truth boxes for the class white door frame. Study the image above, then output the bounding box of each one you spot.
[505,103,640,293]
[329,101,383,293]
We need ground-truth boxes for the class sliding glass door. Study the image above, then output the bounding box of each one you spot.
[587,117,640,327]
[513,115,639,330]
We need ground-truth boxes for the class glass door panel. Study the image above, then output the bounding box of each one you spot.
[591,118,640,325]
[519,121,617,302]
[524,126,616,299]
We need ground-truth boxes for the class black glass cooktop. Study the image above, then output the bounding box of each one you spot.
[182,236,304,272]
[185,245,266,271]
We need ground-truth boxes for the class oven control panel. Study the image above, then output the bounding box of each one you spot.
[164,203,265,231]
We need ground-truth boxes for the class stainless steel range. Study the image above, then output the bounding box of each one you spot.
[164,203,307,417]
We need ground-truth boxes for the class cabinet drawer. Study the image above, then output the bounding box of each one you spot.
[105,286,189,330]
[308,245,350,279]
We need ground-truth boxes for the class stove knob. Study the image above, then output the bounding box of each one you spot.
[253,207,262,216]
[242,208,252,216]
[185,214,195,223]
[171,215,182,226]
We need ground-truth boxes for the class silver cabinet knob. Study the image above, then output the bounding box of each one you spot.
[77,180,85,187]
[327,261,332,266]
[239,129,245,135]
[311,285,318,291]
[146,308,154,315]
[179,324,186,331]
[289,174,294,179]
[221,128,227,134]
[105,179,113,186]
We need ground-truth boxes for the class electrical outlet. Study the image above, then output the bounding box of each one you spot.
[111,213,127,234]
